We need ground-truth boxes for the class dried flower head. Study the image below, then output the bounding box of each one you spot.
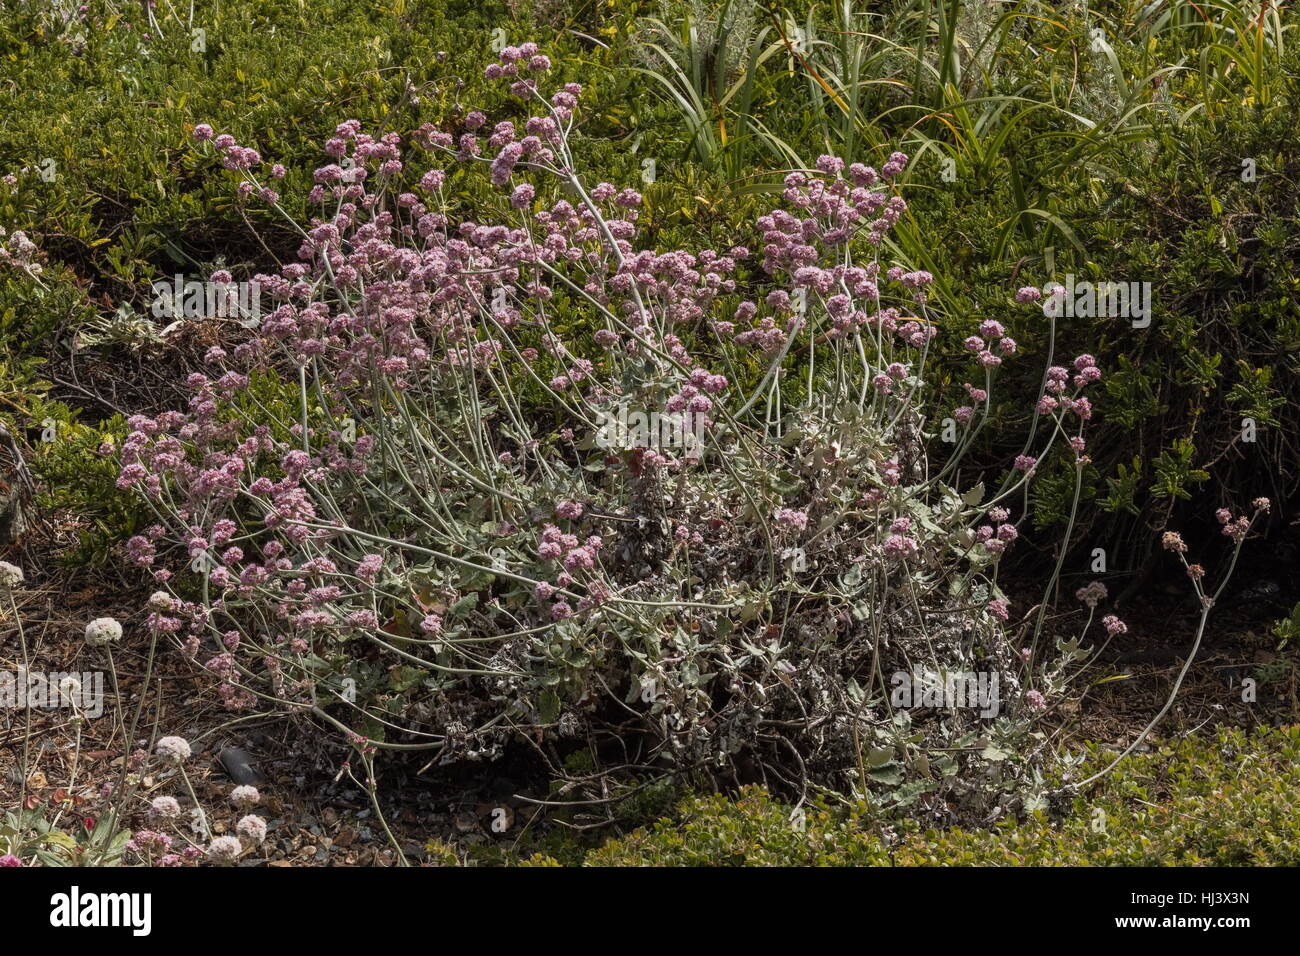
[0,560,23,590]
[230,785,260,807]
[206,835,243,862]
[236,814,268,844]
[84,617,123,646]
[155,736,192,764]
[150,796,182,819]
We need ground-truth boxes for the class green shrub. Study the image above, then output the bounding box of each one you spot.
[579,726,1300,865]
[0,0,664,558]
[631,0,1300,563]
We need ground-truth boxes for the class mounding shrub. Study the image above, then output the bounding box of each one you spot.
[103,44,1260,819]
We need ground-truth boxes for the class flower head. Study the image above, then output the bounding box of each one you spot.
[1075,581,1107,608]
[0,561,23,590]
[236,814,268,844]
[150,796,182,819]
[206,836,242,862]
[155,736,192,764]
[84,617,123,646]
[230,785,261,807]
[773,508,809,532]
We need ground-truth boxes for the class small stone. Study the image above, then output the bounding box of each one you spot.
[218,746,266,786]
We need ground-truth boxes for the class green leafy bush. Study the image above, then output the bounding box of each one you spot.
[581,726,1300,865]
[0,0,659,557]
[631,0,1300,561]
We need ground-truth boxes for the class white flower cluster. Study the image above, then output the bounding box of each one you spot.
[0,560,23,590]
[155,735,192,764]
[84,617,123,646]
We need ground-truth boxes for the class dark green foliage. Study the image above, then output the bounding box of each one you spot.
[575,726,1300,865]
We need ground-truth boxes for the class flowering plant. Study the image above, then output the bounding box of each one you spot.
[117,45,1137,815]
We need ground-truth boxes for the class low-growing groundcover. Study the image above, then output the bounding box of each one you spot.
[569,727,1300,866]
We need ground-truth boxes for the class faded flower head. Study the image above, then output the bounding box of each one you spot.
[155,736,192,764]
[84,617,123,646]
[206,835,243,862]
[150,796,182,819]
[1075,581,1107,609]
[236,814,268,844]
[230,785,261,807]
[58,676,82,702]
[147,590,175,612]
[0,560,23,590]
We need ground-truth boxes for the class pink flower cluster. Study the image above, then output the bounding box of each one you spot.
[102,44,1128,769]
[974,506,1018,558]
[1216,507,1253,543]
[537,524,604,575]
